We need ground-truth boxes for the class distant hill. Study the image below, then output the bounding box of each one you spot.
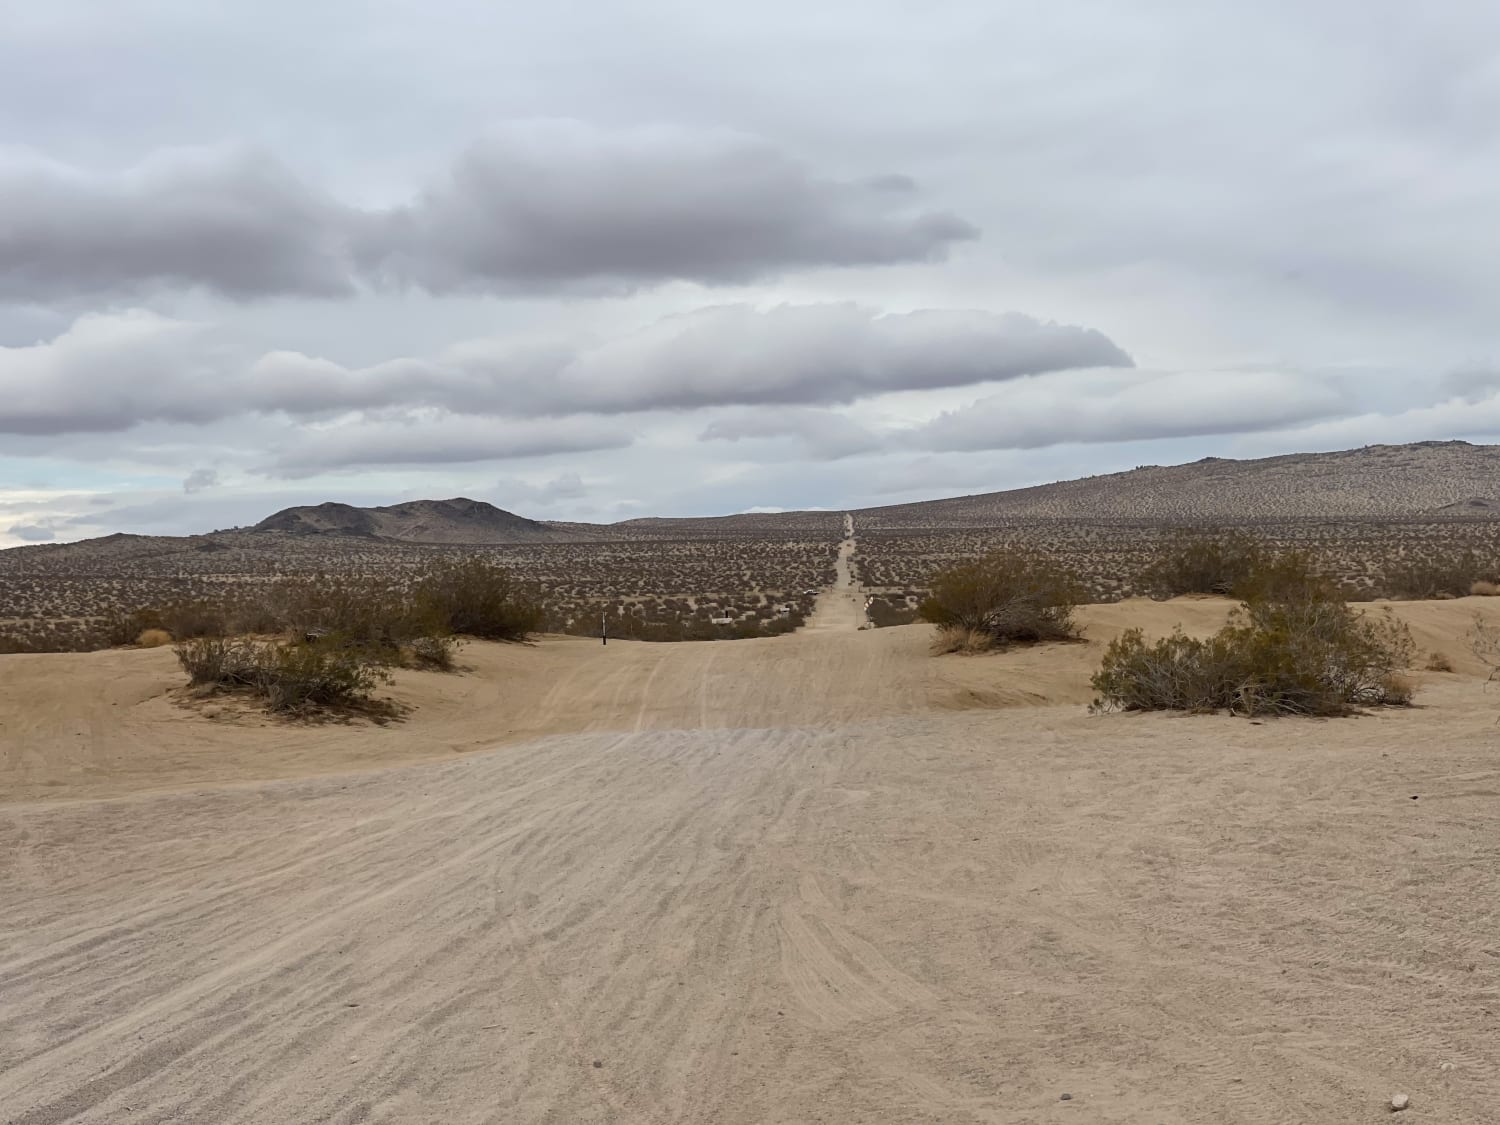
[253,498,588,544]
[6,442,1500,564]
[852,441,1500,527]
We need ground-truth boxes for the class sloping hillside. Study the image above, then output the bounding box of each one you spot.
[854,441,1500,527]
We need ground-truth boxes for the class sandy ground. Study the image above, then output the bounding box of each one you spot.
[3,548,1500,1122]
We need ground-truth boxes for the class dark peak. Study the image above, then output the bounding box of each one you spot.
[249,496,559,543]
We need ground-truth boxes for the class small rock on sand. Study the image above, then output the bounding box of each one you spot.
[1391,1093,1410,1112]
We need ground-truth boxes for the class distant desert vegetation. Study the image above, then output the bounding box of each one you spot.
[3,441,1499,653]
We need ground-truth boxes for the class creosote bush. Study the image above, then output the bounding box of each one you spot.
[920,550,1082,651]
[1092,554,1415,716]
[175,634,392,714]
[155,555,543,716]
[1138,530,1266,599]
[412,557,542,641]
[1381,550,1495,600]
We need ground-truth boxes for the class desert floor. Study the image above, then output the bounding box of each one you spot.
[3,547,1499,1122]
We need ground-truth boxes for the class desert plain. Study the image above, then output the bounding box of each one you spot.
[3,515,1499,1124]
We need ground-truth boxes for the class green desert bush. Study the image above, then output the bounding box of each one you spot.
[406,633,459,670]
[1138,529,1267,599]
[175,634,392,714]
[1092,558,1415,716]
[866,595,919,628]
[274,578,441,655]
[412,557,542,641]
[920,551,1082,649]
[175,635,264,688]
[1382,550,1496,600]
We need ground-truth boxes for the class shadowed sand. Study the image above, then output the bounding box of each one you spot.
[3,583,1499,1123]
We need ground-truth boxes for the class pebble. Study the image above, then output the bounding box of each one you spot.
[1391,1093,1410,1112]
[1059,1093,1073,1101]
[1440,1061,1456,1072]
[592,1060,603,1069]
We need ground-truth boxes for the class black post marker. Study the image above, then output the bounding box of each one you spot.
[601,610,607,646]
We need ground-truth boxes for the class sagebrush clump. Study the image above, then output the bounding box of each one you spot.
[920,551,1082,651]
[1092,554,1415,716]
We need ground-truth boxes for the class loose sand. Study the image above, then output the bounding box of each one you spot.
[3,574,1499,1122]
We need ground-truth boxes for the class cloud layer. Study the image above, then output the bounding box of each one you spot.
[0,125,977,303]
[0,304,1132,434]
[261,414,634,478]
[912,370,1352,452]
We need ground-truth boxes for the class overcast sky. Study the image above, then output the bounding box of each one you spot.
[3,0,1499,544]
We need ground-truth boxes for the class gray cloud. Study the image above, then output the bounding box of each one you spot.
[491,472,589,508]
[251,305,1131,418]
[536,305,1131,413]
[1441,365,1500,403]
[0,126,976,303]
[0,310,227,434]
[5,523,56,542]
[259,414,633,478]
[182,467,220,493]
[0,305,1130,434]
[0,148,355,302]
[699,408,880,460]
[911,369,1352,452]
[358,124,978,292]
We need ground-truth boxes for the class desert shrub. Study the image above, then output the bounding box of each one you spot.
[1382,551,1495,600]
[158,600,234,640]
[174,634,391,713]
[275,579,412,650]
[1233,550,1340,606]
[176,636,265,687]
[1138,530,1266,598]
[0,632,43,654]
[1092,559,1415,716]
[103,600,247,647]
[406,634,459,670]
[413,558,542,641]
[102,608,162,647]
[866,596,919,628]
[919,551,1082,648]
[761,610,805,637]
[1424,651,1455,673]
[257,639,391,712]
[135,628,173,648]
[271,576,459,667]
[1472,580,1500,597]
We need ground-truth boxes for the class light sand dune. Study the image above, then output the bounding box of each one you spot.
[3,588,1500,1122]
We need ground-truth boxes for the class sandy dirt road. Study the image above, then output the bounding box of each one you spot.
[4,544,1500,1122]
